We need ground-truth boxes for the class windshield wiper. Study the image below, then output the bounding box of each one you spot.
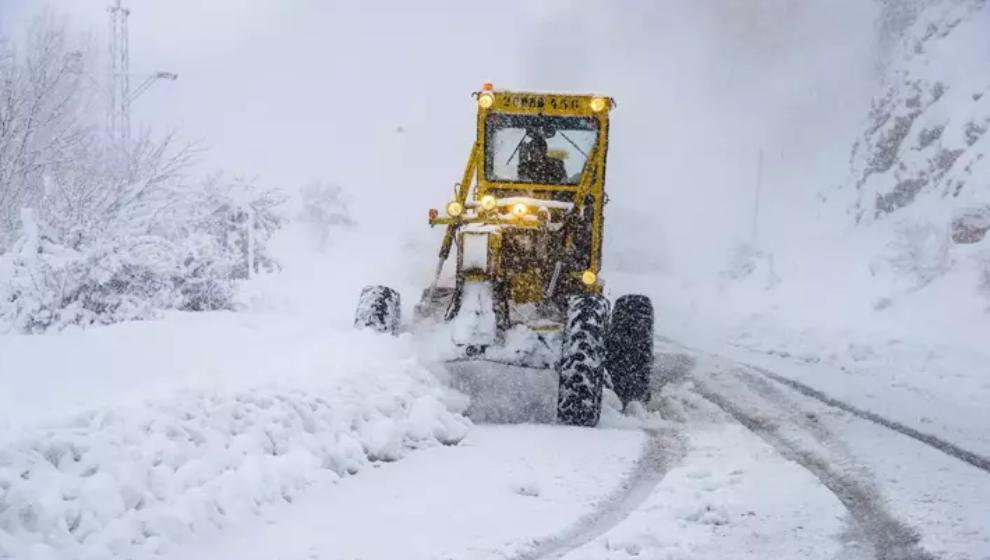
[505,135,527,166]
[558,132,588,158]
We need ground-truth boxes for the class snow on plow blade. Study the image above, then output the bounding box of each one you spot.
[443,358,558,424]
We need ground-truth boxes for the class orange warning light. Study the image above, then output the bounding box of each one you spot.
[482,82,493,91]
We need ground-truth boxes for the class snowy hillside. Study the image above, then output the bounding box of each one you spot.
[845,0,989,228]
[670,0,990,351]
[609,0,990,478]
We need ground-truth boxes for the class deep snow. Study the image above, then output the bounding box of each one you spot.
[0,312,470,560]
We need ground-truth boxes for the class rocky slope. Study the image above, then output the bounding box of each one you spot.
[844,0,989,244]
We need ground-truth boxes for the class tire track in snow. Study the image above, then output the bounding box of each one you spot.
[744,364,990,474]
[509,429,683,560]
[657,336,990,475]
[692,368,936,560]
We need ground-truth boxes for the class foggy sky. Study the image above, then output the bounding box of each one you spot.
[5,0,881,276]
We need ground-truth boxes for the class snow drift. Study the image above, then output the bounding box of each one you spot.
[0,320,470,560]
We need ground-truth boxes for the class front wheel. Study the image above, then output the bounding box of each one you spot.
[556,295,609,427]
[354,285,401,335]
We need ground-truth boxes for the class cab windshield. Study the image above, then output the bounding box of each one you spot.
[484,114,599,186]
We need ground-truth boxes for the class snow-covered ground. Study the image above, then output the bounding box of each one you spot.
[0,311,471,560]
[10,301,983,560]
[559,422,849,560]
[164,417,865,560]
[608,268,990,460]
[680,346,990,560]
[167,425,648,560]
[2,224,987,560]
[3,236,988,560]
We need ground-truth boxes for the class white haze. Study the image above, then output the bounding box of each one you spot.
[8,0,880,278]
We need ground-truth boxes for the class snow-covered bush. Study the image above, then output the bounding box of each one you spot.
[884,221,953,288]
[298,180,354,251]
[0,211,171,333]
[171,233,237,312]
[0,171,289,332]
[952,206,990,244]
[719,243,780,290]
[191,175,287,279]
[0,16,287,333]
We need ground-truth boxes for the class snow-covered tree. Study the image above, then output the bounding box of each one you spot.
[0,209,173,333]
[0,13,288,333]
[884,221,953,289]
[0,14,94,249]
[39,132,197,249]
[299,180,353,251]
[189,175,287,279]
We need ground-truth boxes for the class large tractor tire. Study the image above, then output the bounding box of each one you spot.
[556,295,609,427]
[606,294,654,406]
[354,285,401,335]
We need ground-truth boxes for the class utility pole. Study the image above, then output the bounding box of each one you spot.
[107,0,129,150]
[107,1,177,153]
[751,148,764,246]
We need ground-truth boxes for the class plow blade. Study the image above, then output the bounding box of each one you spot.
[443,359,558,424]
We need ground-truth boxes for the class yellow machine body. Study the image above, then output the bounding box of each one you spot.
[427,88,614,321]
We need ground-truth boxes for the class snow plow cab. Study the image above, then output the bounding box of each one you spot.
[355,85,654,427]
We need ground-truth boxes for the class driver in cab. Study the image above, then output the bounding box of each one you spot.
[518,132,566,184]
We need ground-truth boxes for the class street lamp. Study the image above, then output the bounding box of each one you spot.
[125,71,178,106]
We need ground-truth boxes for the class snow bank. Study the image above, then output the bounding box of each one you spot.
[0,384,468,560]
[0,315,470,560]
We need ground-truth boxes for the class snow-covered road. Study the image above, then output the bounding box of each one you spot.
[168,426,652,560]
[668,342,990,560]
[155,341,912,560]
[164,416,859,560]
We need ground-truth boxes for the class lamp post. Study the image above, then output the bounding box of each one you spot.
[108,1,177,150]
[120,71,178,148]
[125,72,178,106]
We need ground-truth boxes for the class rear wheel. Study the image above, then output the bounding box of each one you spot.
[556,295,609,427]
[355,285,401,335]
[606,295,654,406]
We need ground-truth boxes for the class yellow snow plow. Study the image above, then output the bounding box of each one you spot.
[355,85,654,427]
